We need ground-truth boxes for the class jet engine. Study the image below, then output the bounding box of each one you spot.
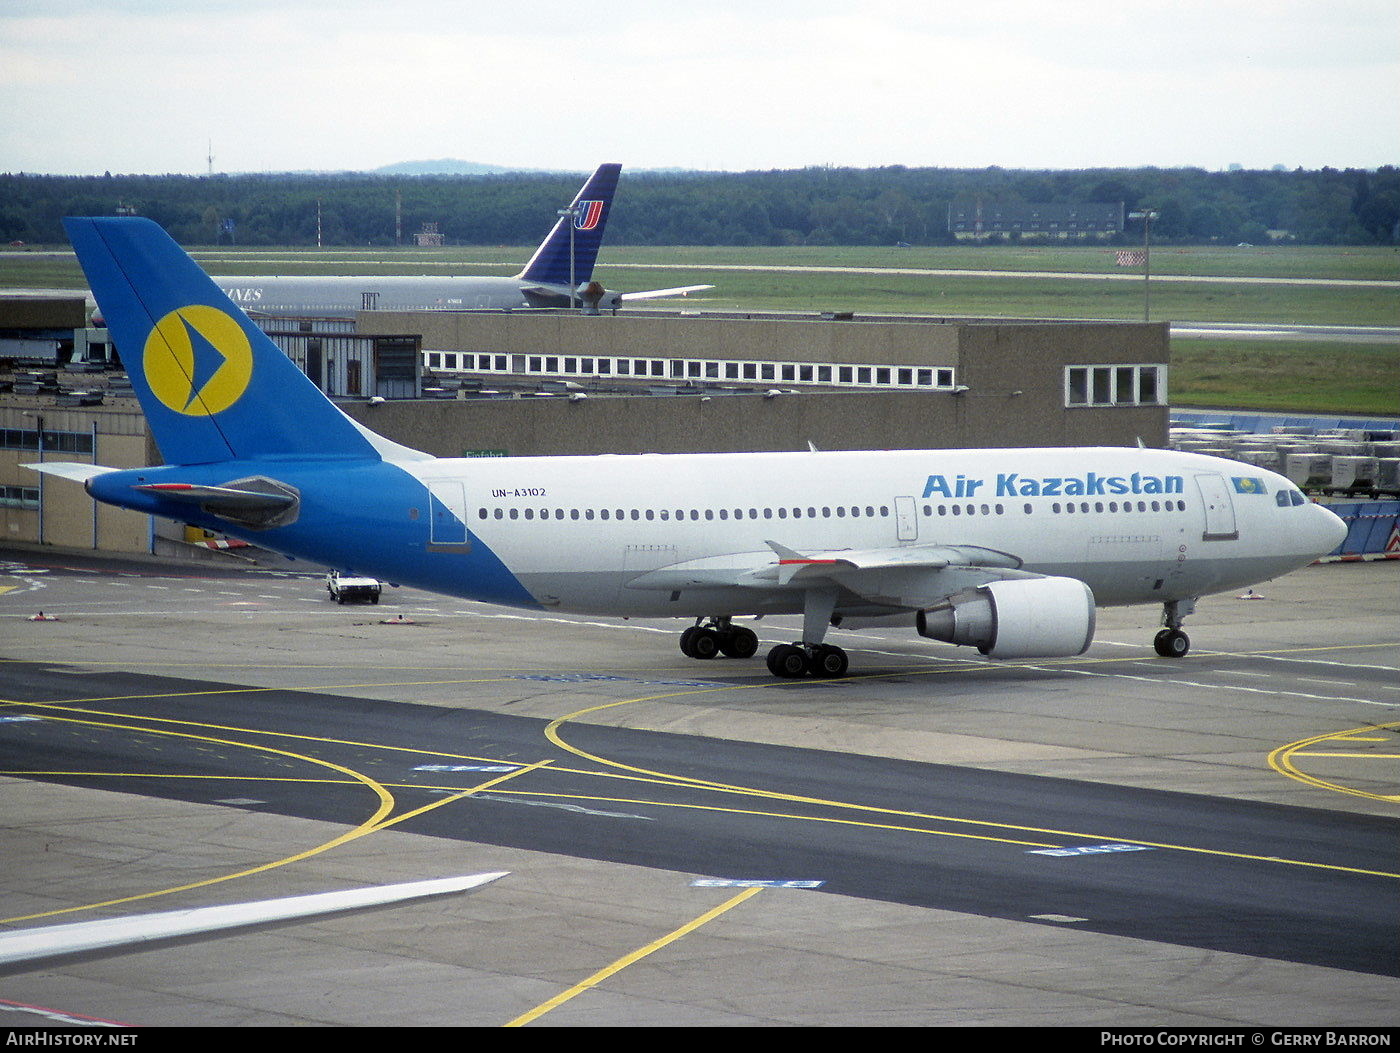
[577,281,622,313]
[915,577,1095,658]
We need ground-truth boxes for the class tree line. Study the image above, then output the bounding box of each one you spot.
[1,164,1396,247]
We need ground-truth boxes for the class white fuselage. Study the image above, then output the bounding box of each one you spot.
[399,446,1344,619]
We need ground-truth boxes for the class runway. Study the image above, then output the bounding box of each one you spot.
[0,549,1396,1025]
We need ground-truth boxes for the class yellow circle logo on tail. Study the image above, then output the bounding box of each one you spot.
[143,306,253,416]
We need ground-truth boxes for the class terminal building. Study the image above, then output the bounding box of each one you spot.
[348,309,1169,456]
[3,296,1171,556]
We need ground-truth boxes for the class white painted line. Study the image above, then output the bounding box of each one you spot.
[0,998,124,1027]
[473,793,654,821]
[1020,665,1398,709]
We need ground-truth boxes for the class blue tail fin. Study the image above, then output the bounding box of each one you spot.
[515,163,621,287]
[64,217,378,467]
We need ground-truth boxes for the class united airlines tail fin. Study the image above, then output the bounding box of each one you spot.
[63,217,378,467]
[515,163,621,287]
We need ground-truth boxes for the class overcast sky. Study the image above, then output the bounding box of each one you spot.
[3,0,1396,175]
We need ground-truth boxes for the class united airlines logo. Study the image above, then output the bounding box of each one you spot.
[574,200,605,231]
[143,305,254,416]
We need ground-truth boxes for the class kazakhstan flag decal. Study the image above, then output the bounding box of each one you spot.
[1231,476,1266,495]
[144,305,254,417]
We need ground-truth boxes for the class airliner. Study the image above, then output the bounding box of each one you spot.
[33,217,1347,679]
[211,163,710,316]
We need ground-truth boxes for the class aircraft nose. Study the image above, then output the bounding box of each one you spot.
[1314,502,1348,556]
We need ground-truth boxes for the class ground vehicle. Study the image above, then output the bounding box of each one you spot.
[326,570,381,604]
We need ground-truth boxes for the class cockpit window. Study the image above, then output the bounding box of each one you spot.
[1276,488,1308,507]
[1291,490,1306,506]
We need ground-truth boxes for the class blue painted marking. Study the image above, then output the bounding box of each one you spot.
[690,879,825,889]
[0,715,41,724]
[414,764,519,773]
[512,674,716,687]
[1028,843,1153,857]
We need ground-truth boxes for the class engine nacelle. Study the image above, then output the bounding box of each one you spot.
[915,577,1095,658]
[578,281,621,313]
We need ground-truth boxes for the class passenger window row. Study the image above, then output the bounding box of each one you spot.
[477,499,1190,522]
[481,504,893,522]
[924,500,1187,516]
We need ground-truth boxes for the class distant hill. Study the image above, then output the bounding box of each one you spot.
[371,159,553,176]
[368,160,703,177]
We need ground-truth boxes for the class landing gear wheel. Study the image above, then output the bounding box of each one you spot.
[679,626,699,657]
[766,643,809,679]
[809,644,849,678]
[1154,628,1190,658]
[687,627,720,659]
[719,626,759,659]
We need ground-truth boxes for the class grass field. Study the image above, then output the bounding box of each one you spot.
[3,242,1396,415]
[1170,339,1398,415]
[171,243,1400,281]
[596,264,1399,327]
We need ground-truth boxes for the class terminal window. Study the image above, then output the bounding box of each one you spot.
[1065,364,1165,407]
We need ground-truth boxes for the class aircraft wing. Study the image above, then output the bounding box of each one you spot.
[0,873,508,975]
[625,540,1033,610]
[619,284,714,301]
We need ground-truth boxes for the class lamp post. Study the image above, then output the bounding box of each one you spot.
[23,411,43,545]
[1127,209,1159,321]
[557,205,579,310]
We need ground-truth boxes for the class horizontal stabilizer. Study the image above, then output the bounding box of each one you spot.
[619,284,715,301]
[133,481,298,511]
[132,474,301,529]
[23,461,118,483]
[518,285,574,308]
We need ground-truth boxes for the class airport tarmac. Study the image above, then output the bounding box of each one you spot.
[0,547,1396,1027]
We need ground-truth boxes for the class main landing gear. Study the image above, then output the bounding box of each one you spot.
[679,617,759,660]
[765,642,849,679]
[680,588,852,680]
[1154,598,1196,658]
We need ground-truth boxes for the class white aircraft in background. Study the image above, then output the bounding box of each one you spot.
[35,217,1347,679]
[211,163,710,316]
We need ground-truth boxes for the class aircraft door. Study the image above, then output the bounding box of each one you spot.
[1194,473,1239,541]
[426,480,472,551]
[894,496,918,542]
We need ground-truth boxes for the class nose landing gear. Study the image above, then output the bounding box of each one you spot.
[1154,598,1196,657]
